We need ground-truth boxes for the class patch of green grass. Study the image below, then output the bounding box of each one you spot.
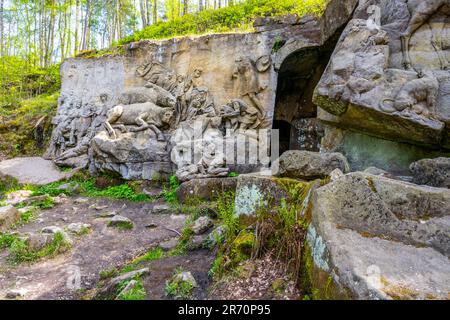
[165,268,194,299]
[0,177,22,197]
[99,268,119,280]
[162,175,180,204]
[116,278,146,300]
[10,209,37,229]
[208,254,224,278]
[172,227,194,256]
[108,220,134,230]
[117,247,167,274]
[8,232,71,264]
[33,177,151,202]
[33,196,55,210]
[33,182,72,197]
[0,94,59,158]
[118,0,328,45]
[133,247,164,264]
[0,233,20,249]
[228,171,239,177]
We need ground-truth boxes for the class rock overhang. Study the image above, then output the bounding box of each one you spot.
[313,0,450,150]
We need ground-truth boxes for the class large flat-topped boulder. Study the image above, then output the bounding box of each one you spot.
[44,0,358,180]
[274,150,349,179]
[176,177,238,203]
[308,172,450,299]
[313,0,450,149]
[410,157,450,188]
[234,174,315,216]
[0,157,67,186]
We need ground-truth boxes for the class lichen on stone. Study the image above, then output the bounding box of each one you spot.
[235,184,266,216]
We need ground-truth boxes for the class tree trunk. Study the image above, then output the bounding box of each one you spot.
[183,0,188,15]
[75,0,80,53]
[153,0,157,24]
[140,0,148,27]
[81,0,91,51]
[0,0,4,57]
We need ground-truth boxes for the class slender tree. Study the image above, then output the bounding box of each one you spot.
[0,0,4,57]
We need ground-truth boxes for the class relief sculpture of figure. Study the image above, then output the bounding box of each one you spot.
[380,70,439,117]
[175,139,229,182]
[185,87,216,120]
[401,0,450,70]
[220,99,261,131]
[68,102,95,146]
[104,102,174,141]
[233,57,265,118]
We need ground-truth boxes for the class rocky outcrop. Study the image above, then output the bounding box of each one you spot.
[274,150,349,179]
[308,172,450,300]
[0,206,20,232]
[314,0,450,149]
[410,157,450,188]
[176,177,237,203]
[234,174,315,217]
[0,157,67,185]
[44,0,358,181]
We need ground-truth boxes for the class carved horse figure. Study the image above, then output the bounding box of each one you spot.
[401,0,450,70]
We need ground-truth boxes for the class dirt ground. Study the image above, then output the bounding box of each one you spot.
[0,195,194,300]
[0,193,301,300]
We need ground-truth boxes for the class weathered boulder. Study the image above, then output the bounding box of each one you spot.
[159,238,179,251]
[41,226,73,245]
[0,206,21,232]
[191,216,213,235]
[234,174,316,217]
[25,233,54,251]
[0,157,67,185]
[108,215,133,229]
[176,177,238,203]
[5,190,33,206]
[91,130,173,180]
[152,204,171,214]
[98,268,149,299]
[172,271,197,288]
[66,223,91,235]
[410,157,450,188]
[307,172,450,299]
[274,150,349,180]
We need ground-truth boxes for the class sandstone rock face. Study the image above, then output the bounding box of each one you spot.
[308,172,450,299]
[0,157,66,185]
[274,150,349,179]
[314,0,450,149]
[44,0,358,181]
[176,177,237,203]
[410,157,450,188]
[234,174,315,217]
[0,206,20,232]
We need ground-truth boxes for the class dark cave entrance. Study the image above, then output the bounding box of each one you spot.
[272,31,341,156]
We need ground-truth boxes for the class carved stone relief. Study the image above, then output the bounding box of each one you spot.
[314,0,450,148]
[46,53,272,181]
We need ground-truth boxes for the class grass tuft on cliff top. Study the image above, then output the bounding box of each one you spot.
[118,0,329,45]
